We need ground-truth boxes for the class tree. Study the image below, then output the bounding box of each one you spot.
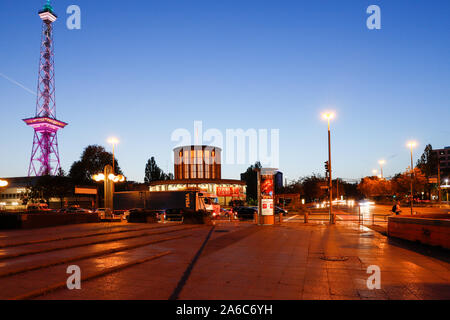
[391,168,427,199]
[301,174,327,202]
[278,178,303,195]
[28,174,74,208]
[240,162,262,202]
[416,144,437,178]
[144,157,173,183]
[69,145,122,184]
[358,177,392,198]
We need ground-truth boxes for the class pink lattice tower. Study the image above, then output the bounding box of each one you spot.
[24,1,67,176]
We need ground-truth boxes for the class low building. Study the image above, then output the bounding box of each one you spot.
[149,145,246,206]
[0,177,35,210]
[0,176,96,210]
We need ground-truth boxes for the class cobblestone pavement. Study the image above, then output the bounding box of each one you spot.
[0,220,448,300]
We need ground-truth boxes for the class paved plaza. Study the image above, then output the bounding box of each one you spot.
[0,219,448,300]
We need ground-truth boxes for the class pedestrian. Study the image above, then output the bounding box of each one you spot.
[391,201,401,215]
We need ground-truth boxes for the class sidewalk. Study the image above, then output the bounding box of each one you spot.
[37,221,450,300]
[178,222,450,300]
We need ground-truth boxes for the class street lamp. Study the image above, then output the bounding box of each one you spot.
[378,160,385,178]
[0,179,8,187]
[322,111,335,224]
[407,141,417,215]
[107,137,119,173]
[93,165,125,212]
[372,169,378,176]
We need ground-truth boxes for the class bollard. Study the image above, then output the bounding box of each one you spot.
[358,206,362,225]
[304,211,309,223]
[160,213,165,224]
[254,212,258,224]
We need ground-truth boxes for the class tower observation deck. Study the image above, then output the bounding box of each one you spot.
[23,1,67,176]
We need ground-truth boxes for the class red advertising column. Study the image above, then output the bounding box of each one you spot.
[258,168,277,225]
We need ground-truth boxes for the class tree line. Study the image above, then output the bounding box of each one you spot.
[24,145,173,207]
[241,144,447,204]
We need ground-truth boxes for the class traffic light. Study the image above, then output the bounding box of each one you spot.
[324,161,329,172]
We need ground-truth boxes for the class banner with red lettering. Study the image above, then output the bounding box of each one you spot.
[216,187,240,197]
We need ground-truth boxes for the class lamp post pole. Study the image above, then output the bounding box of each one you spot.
[409,144,415,215]
[108,137,119,174]
[379,160,385,179]
[112,143,116,173]
[327,117,334,224]
[437,159,441,204]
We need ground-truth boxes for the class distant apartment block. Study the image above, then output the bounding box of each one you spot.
[435,146,450,170]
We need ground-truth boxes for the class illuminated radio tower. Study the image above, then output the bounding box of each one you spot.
[23,1,67,176]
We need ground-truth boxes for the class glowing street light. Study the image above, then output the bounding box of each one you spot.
[0,179,8,187]
[92,173,125,183]
[372,169,378,176]
[378,159,385,178]
[407,141,417,215]
[92,173,105,182]
[107,137,119,173]
[321,111,335,224]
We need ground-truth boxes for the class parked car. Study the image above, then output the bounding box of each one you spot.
[219,208,232,218]
[58,207,92,214]
[229,200,245,207]
[95,208,113,219]
[126,208,159,223]
[234,206,257,220]
[275,206,288,216]
[27,203,50,212]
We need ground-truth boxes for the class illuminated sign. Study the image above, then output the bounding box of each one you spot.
[216,187,240,197]
[261,198,274,216]
[75,187,97,195]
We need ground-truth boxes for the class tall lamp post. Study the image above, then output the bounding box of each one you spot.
[108,137,119,173]
[378,160,385,179]
[93,165,125,212]
[407,141,417,215]
[322,112,335,224]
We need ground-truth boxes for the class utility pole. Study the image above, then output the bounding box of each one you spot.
[327,120,334,224]
[409,143,415,215]
[336,178,339,200]
[322,112,335,224]
[438,158,441,205]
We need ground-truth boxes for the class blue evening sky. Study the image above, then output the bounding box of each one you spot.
[0,0,449,183]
